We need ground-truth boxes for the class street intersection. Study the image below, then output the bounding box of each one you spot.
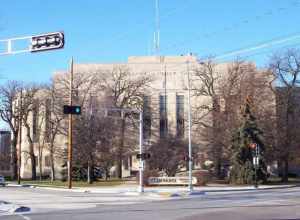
[0,185,300,220]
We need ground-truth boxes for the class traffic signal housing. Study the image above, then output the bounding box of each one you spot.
[63,105,81,115]
[136,153,151,160]
[31,32,64,52]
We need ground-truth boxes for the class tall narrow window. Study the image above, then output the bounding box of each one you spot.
[32,100,39,143]
[45,99,51,143]
[143,96,151,140]
[45,155,51,167]
[159,95,168,138]
[176,95,185,138]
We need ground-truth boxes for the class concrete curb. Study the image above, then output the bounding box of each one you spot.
[7,183,33,188]
[7,183,298,196]
[202,184,298,193]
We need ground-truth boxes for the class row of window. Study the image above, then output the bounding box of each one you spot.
[32,95,185,143]
[143,95,185,139]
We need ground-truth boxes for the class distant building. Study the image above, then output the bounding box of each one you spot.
[0,130,11,176]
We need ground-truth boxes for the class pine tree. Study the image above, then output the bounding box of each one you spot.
[229,96,267,184]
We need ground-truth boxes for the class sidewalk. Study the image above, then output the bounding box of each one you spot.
[8,182,298,197]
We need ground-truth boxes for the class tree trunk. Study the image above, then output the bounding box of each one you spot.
[87,160,92,184]
[212,97,222,179]
[214,158,222,179]
[281,158,289,182]
[105,168,109,181]
[39,153,42,181]
[117,118,126,179]
[11,136,18,180]
[50,148,55,182]
[24,122,37,180]
[29,146,37,180]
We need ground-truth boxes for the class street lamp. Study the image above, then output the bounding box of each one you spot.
[103,107,145,193]
[186,55,193,192]
[138,110,144,193]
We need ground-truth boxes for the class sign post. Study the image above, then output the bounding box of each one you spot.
[250,143,260,188]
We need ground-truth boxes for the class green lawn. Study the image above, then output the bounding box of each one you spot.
[11,179,130,188]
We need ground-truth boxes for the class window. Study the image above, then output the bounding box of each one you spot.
[35,156,39,167]
[45,99,51,143]
[143,96,151,139]
[159,95,168,138]
[32,100,39,143]
[123,157,129,170]
[45,155,51,167]
[176,95,184,138]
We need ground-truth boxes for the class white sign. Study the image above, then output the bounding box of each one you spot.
[148,176,197,185]
[139,161,145,170]
[253,157,259,165]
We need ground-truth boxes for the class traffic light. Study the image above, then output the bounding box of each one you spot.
[31,32,64,52]
[63,105,81,115]
[136,153,151,160]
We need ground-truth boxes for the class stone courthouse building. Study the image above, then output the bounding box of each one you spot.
[16,55,274,179]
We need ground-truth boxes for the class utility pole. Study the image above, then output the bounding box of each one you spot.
[17,90,22,185]
[187,55,193,192]
[138,110,144,193]
[67,58,74,189]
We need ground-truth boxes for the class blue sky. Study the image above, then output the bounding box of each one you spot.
[0,0,300,83]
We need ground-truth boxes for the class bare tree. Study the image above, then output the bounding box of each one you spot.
[21,84,41,180]
[45,80,66,181]
[36,107,46,181]
[53,69,103,179]
[192,59,267,178]
[98,66,152,178]
[269,49,300,182]
[192,59,223,177]
[0,80,23,179]
[73,95,118,183]
[148,134,189,176]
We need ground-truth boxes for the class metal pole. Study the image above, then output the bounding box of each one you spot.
[187,56,193,192]
[67,58,73,189]
[138,111,144,193]
[17,90,22,185]
[155,0,160,55]
[254,144,259,188]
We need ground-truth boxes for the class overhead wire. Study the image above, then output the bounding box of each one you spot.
[161,0,300,54]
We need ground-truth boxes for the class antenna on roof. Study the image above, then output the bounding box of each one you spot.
[154,0,160,55]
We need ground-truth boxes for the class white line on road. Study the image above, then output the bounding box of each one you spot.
[18,214,31,220]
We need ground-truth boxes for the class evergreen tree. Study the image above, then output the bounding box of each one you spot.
[230,97,267,184]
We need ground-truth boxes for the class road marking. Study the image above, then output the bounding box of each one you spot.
[18,214,31,220]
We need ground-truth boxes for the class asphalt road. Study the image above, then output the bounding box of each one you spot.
[1,186,300,220]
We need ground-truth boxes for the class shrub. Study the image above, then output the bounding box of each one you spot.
[193,170,211,186]
[136,169,159,186]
